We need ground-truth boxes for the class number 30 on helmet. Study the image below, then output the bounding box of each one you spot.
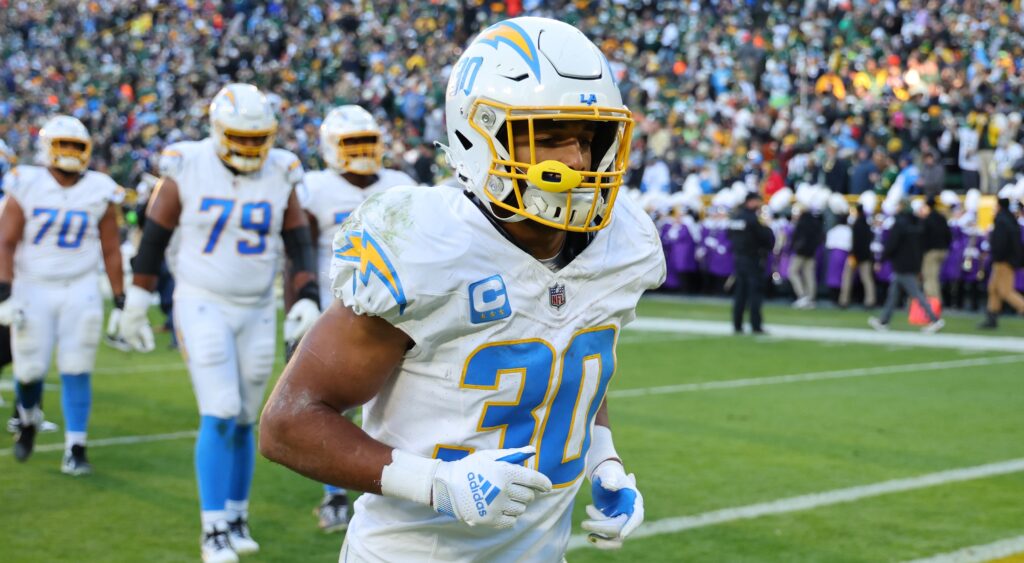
[442,16,634,232]
[209,83,278,173]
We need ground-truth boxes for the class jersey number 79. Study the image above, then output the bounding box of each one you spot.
[199,197,272,255]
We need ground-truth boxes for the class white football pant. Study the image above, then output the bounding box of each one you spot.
[174,287,277,425]
[12,274,103,383]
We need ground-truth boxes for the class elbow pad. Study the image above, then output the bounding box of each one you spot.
[131,220,174,276]
[283,225,317,275]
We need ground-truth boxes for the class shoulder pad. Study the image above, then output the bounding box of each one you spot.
[609,193,666,289]
[86,171,124,204]
[158,143,188,179]
[1,165,40,202]
[329,186,469,325]
[269,149,303,185]
[379,168,418,188]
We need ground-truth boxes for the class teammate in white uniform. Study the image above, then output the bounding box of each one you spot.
[0,115,126,474]
[298,104,416,532]
[301,105,416,312]
[115,84,321,563]
[0,139,16,196]
[260,17,661,562]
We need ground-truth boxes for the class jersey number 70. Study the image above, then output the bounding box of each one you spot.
[436,326,616,488]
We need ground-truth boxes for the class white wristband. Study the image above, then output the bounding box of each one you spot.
[380,449,441,506]
[586,425,621,481]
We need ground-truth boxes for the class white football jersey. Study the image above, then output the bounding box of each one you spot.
[330,187,665,562]
[3,165,121,282]
[159,138,303,304]
[299,168,414,308]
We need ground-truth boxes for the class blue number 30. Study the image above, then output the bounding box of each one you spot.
[437,326,617,487]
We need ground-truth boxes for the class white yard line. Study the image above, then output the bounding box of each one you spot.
[567,458,1024,551]
[905,536,1024,560]
[0,430,197,457]
[628,317,1024,352]
[903,535,1024,563]
[608,355,1024,398]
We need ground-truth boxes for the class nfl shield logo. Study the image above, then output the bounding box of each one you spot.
[548,283,566,309]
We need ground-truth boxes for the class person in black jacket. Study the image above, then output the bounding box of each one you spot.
[788,204,824,308]
[979,196,1024,328]
[869,198,945,332]
[729,192,775,333]
[839,205,876,307]
[920,196,952,298]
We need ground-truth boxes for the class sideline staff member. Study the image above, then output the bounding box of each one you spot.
[729,192,774,334]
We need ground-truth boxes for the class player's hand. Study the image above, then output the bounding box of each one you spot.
[431,445,553,529]
[581,460,645,550]
[0,298,25,328]
[103,293,132,352]
[284,298,319,343]
[117,286,155,353]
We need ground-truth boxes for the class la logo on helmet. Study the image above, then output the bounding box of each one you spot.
[579,93,598,106]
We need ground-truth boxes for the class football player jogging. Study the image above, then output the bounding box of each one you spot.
[116,84,320,563]
[0,116,126,474]
[298,104,416,533]
[260,17,663,562]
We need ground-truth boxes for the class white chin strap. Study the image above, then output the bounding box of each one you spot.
[54,155,86,173]
[522,185,601,228]
[346,157,379,175]
[226,154,263,172]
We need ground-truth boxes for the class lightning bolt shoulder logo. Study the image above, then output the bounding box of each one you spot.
[334,229,408,315]
[476,21,541,82]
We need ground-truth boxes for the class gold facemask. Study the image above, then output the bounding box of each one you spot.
[468,100,634,232]
[335,133,383,175]
[48,138,92,173]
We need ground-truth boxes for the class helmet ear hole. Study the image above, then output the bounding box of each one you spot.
[455,130,474,151]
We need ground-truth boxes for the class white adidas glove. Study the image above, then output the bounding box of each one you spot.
[580,425,644,549]
[581,460,645,549]
[103,299,133,352]
[283,298,319,344]
[381,445,552,529]
[0,297,24,328]
[117,285,155,353]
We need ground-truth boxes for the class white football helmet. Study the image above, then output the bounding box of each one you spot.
[38,115,91,173]
[209,83,277,173]
[443,17,634,232]
[320,105,383,175]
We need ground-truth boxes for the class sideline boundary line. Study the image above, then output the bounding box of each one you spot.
[609,355,1024,398]
[628,317,1024,352]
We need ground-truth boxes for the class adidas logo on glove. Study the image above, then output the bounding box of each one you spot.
[467,472,501,516]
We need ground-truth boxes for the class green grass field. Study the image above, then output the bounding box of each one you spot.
[1,298,1022,562]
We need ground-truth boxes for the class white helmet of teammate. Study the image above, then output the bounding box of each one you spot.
[443,17,634,232]
[320,105,384,175]
[38,115,91,173]
[209,83,278,173]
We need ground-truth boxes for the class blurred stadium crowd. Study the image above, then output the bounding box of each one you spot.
[2,0,1024,197]
[1,0,1022,317]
